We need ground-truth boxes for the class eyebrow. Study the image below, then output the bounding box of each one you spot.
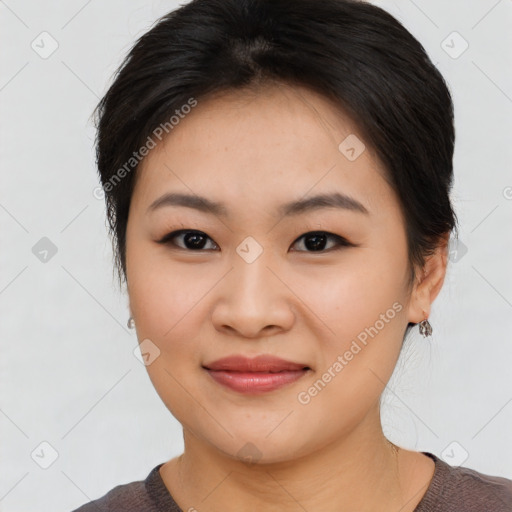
[147,191,369,218]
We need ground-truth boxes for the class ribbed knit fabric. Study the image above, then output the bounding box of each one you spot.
[414,453,512,511]
[71,452,512,511]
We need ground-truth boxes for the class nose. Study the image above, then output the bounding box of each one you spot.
[211,253,295,339]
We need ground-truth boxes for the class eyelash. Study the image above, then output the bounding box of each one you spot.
[157,229,353,253]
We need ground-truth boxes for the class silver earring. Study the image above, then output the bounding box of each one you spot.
[418,311,432,338]
[127,316,135,329]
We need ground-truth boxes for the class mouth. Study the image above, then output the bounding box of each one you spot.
[203,354,310,372]
[202,354,311,394]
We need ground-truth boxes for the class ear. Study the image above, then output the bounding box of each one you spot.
[407,232,450,324]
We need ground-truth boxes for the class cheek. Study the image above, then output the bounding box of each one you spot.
[126,246,215,425]
[127,234,215,329]
[295,253,408,387]
[293,250,405,333]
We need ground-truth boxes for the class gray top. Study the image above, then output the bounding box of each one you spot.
[71,452,512,511]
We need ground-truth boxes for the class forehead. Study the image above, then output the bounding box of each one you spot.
[132,84,398,221]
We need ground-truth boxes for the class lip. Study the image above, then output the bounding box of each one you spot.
[203,355,310,394]
[203,354,309,372]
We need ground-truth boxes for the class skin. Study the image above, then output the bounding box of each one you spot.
[125,83,449,512]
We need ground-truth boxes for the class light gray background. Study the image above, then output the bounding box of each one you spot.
[1,1,511,511]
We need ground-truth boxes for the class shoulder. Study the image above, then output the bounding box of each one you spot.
[416,452,512,512]
[70,466,164,512]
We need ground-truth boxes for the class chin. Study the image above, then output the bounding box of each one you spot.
[207,431,308,467]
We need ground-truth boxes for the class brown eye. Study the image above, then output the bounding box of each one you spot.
[291,231,352,252]
[158,230,218,251]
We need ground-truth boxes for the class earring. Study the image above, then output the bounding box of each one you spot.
[418,311,432,338]
[127,316,135,329]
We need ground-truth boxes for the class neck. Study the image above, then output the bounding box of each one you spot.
[160,408,431,512]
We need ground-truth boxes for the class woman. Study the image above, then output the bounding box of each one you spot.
[73,0,512,510]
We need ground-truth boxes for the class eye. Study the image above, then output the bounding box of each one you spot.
[157,229,218,251]
[290,231,353,252]
[158,229,352,253]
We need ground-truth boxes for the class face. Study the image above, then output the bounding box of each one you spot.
[125,83,418,464]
